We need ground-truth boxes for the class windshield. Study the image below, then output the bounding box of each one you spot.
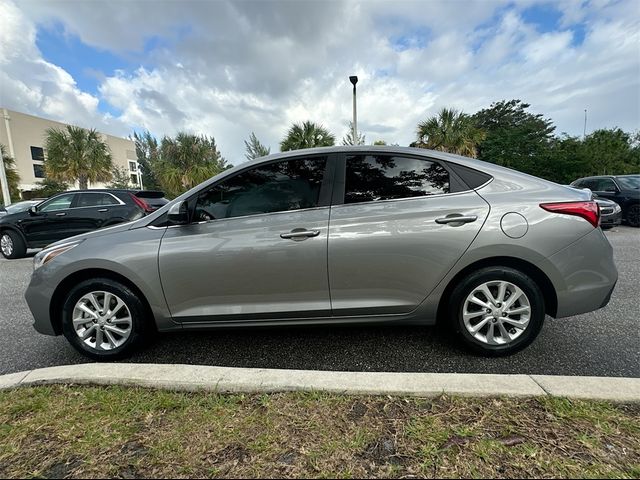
[616,176,640,190]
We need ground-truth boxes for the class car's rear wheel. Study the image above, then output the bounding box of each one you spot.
[61,278,149,360]
[449,267,545,356]
[0,230,26,259]
[626,204,640,227]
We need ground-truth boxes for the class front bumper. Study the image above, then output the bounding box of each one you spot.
[24,265,58,336]
[600,211,622,228]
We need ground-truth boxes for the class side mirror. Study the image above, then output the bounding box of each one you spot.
[167,200,189,225]
[28,206,38,216]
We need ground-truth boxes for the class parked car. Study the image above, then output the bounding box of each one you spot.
[570,175,640,227]
[594,196,622,229]
[24,147,617,360]
[564,186,622,229]
[0,199,47,217]
[134,190,169,211]
[0,189,166,259]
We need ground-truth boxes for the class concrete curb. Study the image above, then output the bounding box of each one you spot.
[1,364,639,402]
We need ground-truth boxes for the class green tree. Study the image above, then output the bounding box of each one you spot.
[414,108,484,157]
[44,126,113,190]
[472,100,555,173]
[244,132,270,161]
[1,145,20,202]
[156,132,229,198]
[416,107,485,157]
[1,144,21,204]
[107,166,132,189]
[133,131,161,190]
[373,140,387,146]
[280,121,335,151]
[342,122,366,146]
[30,178,69,198]
[581,128,640,175]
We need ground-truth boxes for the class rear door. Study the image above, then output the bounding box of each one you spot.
[328,153,490,316]
[69,192,126,235]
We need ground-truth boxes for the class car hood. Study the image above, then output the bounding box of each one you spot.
[44,220,139,249]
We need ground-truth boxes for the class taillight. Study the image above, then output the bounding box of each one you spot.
[129,193,154,213]
[540,201,600,228]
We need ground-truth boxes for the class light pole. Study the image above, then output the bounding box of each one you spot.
[349,75,358,143]
[0,109,13,206]
[583,109,587,138]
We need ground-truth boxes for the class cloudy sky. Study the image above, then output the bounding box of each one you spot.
[1,0,638,163]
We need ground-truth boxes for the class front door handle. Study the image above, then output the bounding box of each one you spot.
[280,229,321,240]
[55,212,67,217]
[435,214,478,225]
[98,208,109,212]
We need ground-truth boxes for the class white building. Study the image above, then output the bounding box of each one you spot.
[0,108,140,198]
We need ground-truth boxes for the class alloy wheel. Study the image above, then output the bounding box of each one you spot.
[0,234,13,257]
[72,291,133,350]
[462,280,531,346]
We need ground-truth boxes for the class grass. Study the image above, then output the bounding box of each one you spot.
[0,385,638,478]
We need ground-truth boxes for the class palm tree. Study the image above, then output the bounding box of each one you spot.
[416,108,485,157]
[44,126,113,189]
[280,121,335,151]
[156,132,229,198]
[244,132,270,161]
[342,122,365,146]
[1,144,21,203]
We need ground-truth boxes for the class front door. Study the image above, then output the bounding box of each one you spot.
[20,192,77,246]
[158,154,333,323]
[328,153,490,315]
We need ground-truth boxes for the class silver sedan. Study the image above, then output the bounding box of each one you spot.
[24,146,617,359]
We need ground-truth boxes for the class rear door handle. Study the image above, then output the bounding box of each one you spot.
[98,209,109,212]
[435,214,478,225]
[55,212,67,217]
[280,229,321,240]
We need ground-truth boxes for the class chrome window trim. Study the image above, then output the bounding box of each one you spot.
[330,188,481,210]
[39,192,125,213]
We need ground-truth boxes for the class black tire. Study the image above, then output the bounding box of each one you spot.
[61,278,150,360]
[449,267,545,356]
[0,230,27,259]
[626,204,640,228]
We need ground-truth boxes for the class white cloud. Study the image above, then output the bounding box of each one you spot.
[2,0,639,163]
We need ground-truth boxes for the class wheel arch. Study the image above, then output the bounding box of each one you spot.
[0,224,28,245]
[49,268,156,335]
[436,256,558,323]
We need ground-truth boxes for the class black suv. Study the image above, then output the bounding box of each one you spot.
[0,189,167,259]
[571,175,640,227]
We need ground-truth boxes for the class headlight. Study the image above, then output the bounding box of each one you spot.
[34,241,82,270]
[614,204,622,213]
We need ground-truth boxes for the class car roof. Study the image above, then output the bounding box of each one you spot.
[240,145,536,177]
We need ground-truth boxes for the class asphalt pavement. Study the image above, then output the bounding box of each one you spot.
[1,227,638,377]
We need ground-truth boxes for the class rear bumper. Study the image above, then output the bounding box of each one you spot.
[550,228,618,318]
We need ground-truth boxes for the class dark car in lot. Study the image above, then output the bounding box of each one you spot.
[595,197,622,229]
[0,189,166,259]
[571,175,640,227]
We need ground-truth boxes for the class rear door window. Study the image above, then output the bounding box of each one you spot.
[344,154,450,204]
[77,193,120,207]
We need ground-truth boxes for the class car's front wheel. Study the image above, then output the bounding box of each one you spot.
[0,230,26,259]
[61,278,149,360]
[449,267,545,356]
